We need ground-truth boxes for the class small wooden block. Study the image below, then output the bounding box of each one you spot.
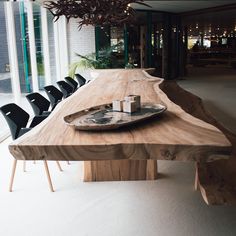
[123,100,136,113]
[112,100,123,111]
[125,95,141,109]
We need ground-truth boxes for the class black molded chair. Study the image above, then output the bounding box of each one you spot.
[0,103,57,192]
[26,92,51,116]
[75,73,87,87]
[57,81,73,98]
[44,85,63,109]
[0,103,47,140]
[65,76,78,92]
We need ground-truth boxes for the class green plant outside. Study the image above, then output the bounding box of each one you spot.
[69,42,134,78]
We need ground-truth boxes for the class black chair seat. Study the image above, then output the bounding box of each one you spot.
[65,76,78,92]
[44,85,63,109]
[42,111,51,116]
[74,73,86,87]
[18,128,31,138]
[57,81,74,98]
[26,92,51,116]
[29,115,48,128]
[0,103,47,140]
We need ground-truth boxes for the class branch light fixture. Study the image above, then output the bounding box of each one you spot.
[44,0,150,29]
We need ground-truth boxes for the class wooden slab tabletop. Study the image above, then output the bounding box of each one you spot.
[9,69,232,162]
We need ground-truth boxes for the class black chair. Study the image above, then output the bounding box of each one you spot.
[27,92,71,167]
[26,92,51,116]
[0,103,47,140]
[75,73,87,87]
[44,85,63,109]
[56,81,73,98]
[0,103,57,192]
[65,76,78,92]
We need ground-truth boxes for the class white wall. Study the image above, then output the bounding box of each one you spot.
[68,18,96,80]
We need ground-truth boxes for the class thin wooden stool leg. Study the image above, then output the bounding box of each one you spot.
[44,161,54,192]
[9,159,17,192]
[23,161,26,172]
[194,163,199,191]
[56,161,63,171]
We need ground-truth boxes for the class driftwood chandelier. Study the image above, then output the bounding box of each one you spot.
[44,0,150,29]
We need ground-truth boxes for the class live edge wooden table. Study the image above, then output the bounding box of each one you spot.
[9,69,236,205]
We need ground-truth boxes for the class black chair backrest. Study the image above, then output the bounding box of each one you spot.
[0,103,29,140]
[56,81,73,98]
[26,92,50,116]
[44,85,63,108]
[75,73,86,86]
[65,76,78,92]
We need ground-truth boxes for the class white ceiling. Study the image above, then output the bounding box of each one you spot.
[36,0,236,14]
[132,1,236,13]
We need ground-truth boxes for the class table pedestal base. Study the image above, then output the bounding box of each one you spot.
[83,160,158,182]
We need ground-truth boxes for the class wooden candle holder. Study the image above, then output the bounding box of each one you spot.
[112,100,123,111]
[124,95,141,109]
[123,100,136,113]
[112,95,141,113]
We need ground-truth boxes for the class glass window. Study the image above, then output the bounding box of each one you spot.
[14,2,33,94]
[110,26,125,67]
[0,2,14,139]
[33,3,45,90]
[0,2,57,140]
[97,26,125,68]
[47,11,57,85]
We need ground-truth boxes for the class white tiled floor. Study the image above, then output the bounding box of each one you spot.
[0,67,235,236]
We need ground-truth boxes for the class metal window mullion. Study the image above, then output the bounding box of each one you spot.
[41,7,51,86]
[19,1,31,93]
[26,1,39,92]
[58,16,69,79]
[53,20,61,81]
[4,1,21,104]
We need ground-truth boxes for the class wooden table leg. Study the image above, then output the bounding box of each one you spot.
[83,160,158,182]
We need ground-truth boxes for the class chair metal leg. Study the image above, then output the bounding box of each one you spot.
[9,159,17,192]
[23,161,26,172]
[56,161,63,171]
[43,161,54,192]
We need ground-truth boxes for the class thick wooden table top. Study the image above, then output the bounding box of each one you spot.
[9,69,232,162]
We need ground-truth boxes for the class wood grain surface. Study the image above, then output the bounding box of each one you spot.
[9,69,232,162]
[84,160,158,181]
[196,161,236,205]
[159,80,236,205]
